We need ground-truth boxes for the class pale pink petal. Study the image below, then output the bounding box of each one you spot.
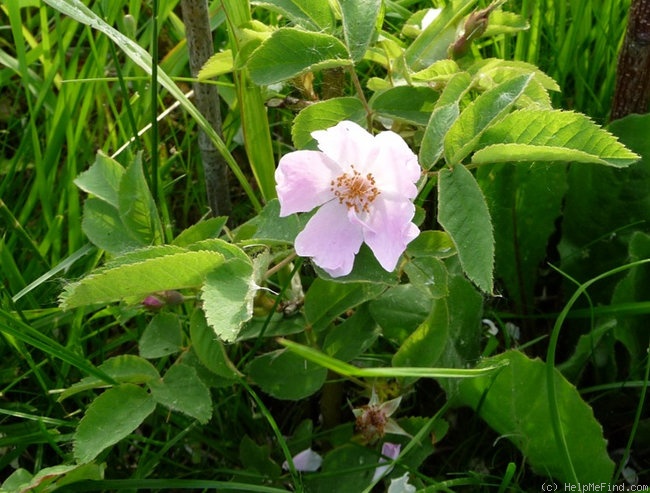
[363,199,419,272]
[312,120,376,169]
[275,150,340,216]
[282,448,323,472]
[295,201,364,277]
[370,131,421,199]
[372,442,401,482]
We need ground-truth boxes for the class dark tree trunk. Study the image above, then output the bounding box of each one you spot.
[610,0,650,121]
[180,0,231,216]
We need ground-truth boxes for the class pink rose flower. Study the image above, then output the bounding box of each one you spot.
[275,120,421,277]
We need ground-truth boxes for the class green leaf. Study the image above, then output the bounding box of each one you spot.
[292,97,367,149]
[404,0,478,70]
[172,217,228,247]
[435,273,483,396]
[368,284,432,344]
[118,153,163,245]
[404,256,449,299]
[247,28,351,85]
[369,86,439,126]
[239,435,282,480]
[444,73,533,165]
[392,297,449,386]
[477,162,567,313]
[201,257,256,343]
[139,313,183,359]
[436,71,473,107]
[58,355,159,401]
[198,49,234,79]
[250,199,303,243]
[81,197,145,255]
[252,0,335,30]
[612,232,650,372]
[247,349,328,400]
[323,304,380,362]
[438,165,494,293]
[304,278,385,332]
[457,350,615,483]
[74,384,156,463]
[405,230,456,258]
[189,309,242,380]
[419,103,460,169]
[149,364,212,423]
[338,0,382,61]
[1,464,104,493]
[412,59,461,83]
[74,152,124,208]
[473,109,640,167]
[60,249,225,309]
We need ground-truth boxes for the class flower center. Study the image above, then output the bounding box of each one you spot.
[331,165,380,213]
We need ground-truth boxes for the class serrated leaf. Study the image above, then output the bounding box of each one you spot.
[74,152,124,207]
[60,249,225,309]
[201,258,256,343]
[436,71,473,107]
[438,165,494,293]
[139,313,183,359]
[473,109,640,167]
[198,49,233,80]
[412,59,460,82]
[247,349,328,400]
[338,0,382,61]
[457,350,615,483]
[252,0,334,30]
[247,28,351,85]
[419,103,459,169]
[118,154,163,246]
[292,97,367,149]
[74,384,156,463]
[369,86,439,125]
[58,355,160,401]
[444,73,533,165]
[149,364,212,423]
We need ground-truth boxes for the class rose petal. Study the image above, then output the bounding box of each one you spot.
[275,150,340,216]
[312,120,376,170]
[370,130,421,200]
[295,200,364,277]
[388,473,416,493]
[372,442,401,482]
[363,199,419,272]
[282,448,323,472]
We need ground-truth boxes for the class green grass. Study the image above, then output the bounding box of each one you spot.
[0,0,647,490]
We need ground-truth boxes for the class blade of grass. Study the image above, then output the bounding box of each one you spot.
[222,0,278,203]
[43,0,262,211]
[278,338,509,379]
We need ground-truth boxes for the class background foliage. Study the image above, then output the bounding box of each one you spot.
[1,0,648,491]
